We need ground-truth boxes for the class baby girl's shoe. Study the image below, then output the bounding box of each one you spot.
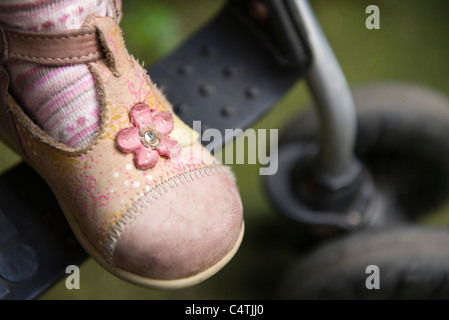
[0,13,244,289]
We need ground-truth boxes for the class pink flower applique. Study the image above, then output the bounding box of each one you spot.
[116,103,181,170]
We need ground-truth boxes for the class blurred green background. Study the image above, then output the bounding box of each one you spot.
[1,0,448,299]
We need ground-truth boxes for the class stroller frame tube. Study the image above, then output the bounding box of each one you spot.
[292,0,357,180]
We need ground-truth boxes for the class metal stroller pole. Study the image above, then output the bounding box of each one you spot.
[262,0,375,230]
[291,0,357,180]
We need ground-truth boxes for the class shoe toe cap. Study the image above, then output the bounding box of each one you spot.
[111,169,244,281]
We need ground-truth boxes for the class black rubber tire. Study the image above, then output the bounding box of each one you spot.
[281,81,449,219]
[279,226,449,300]
[276,82,449,299]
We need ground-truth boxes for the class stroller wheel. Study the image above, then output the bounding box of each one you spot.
[271,82,449,299]
[278,226,449,299]
[266,81,449,229]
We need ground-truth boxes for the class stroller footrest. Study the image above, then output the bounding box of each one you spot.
[149,4,309,150]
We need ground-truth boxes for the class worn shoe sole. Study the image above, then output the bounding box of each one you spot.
[60,199,244,290]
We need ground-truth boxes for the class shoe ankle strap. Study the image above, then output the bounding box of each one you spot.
[0,26,104,66]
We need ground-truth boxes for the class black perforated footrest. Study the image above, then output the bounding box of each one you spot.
[149,3,309,150]
[0,164,87,300]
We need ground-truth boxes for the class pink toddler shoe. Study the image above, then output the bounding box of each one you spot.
[0,13,244,289]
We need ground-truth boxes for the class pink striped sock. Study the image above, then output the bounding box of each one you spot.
[0,0,117,148]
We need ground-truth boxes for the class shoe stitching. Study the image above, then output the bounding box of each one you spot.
[9,32,96,41]
[103,163,232,262]
[10,51,101,62]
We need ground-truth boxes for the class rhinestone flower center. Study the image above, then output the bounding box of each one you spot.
[144,130,157,145]
[140,126,161,149]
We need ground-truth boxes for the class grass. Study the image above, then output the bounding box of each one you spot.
[1,0,448,299]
